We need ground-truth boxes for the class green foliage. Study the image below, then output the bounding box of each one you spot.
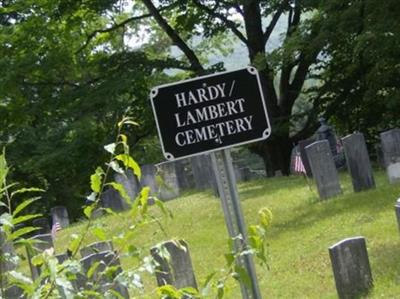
[311,0,400,144]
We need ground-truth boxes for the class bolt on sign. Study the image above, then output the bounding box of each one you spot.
[150,67,271,161]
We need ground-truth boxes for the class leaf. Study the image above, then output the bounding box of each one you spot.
[84,205,93,219]
[68,235,81,254]
[90,168,103,193]
[11,187,44,198]
[108,161,124,174]
[31,254,45,266]
[233,265,252,289]
[108,182,131,204]
[10,226,39,240]
[12,213,42,225]
[87,261,101,279]
[12,197,40,216]
[117,117,139,128]
[115,154,141,179]
[92,227,106,241]
[104,143,116,154]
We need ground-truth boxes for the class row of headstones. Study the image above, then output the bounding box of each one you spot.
[7,205,400,299]
[101,154,260,213]
[302,129,400,200]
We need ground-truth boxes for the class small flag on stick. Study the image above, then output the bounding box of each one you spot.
[51,222,61,240]
[294,154,306,174]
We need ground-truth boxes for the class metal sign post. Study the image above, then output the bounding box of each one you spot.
[210,149,262,299]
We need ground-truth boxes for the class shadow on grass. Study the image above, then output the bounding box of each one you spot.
[269,186,399,235]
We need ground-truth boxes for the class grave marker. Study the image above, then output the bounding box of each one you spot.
[101,188,129,212]
[395,199,400,232]
[329,237,373,299]
[51,206,70,228]
[306,140,342,199]
[80,240,114,258]
[114,170,141,201]
[156,161,180,201]
[342,133,375,192]
[140,164,158,194]
[150,240,197,290]
[380,128,400,183]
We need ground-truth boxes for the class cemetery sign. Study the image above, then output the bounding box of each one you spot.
[150,67,271,160]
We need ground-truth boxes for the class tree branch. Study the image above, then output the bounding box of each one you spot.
[142,0,204,74]
[75,2,178,54]
[263,1,288,45]
[192,0,249,46]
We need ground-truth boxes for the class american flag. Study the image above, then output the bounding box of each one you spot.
[294,154,306,174]
[51,222,61,240]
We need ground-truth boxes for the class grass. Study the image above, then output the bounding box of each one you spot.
[48,169,400,298]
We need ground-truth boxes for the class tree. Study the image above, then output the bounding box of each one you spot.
[137,0,327,175]
[0,0,184,218]
[311,0,400,145]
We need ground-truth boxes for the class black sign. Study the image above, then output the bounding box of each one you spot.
[150,67,271,160]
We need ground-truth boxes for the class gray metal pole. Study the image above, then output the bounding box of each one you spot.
[210,149,262,299]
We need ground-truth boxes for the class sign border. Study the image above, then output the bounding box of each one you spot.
[150,66,271,161]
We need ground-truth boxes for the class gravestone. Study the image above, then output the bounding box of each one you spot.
[174,158,195,190]
[306,140,342,199]
[140,164,158,194]
[329,237,373,299]
[32,217,51,234]
[234,163,245,182]
[55,253,69,264]
[114,170,141,201]
[157,161,180,201]
[395,199,400,232]
[80,240,114,258]
[101,188,129,212]
[0,231,24,298]
[26,234,53,280]
[150,240,197,291]
[342,133,375,192]
[380,128,400,183]
[298,138,314,177]
[190,154,217,190]
[80,251,128,298]
[50,206,70,228]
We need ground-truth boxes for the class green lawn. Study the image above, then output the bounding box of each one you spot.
[51,170,400,298]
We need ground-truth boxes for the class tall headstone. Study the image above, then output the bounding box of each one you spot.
[174,159,195,190]
[50,206,70,228]
[395,199,400,232]
[32,217,51,234]
[298,138,314,177]
[190,154,217,190]
[380,128,400,183]
[114,170,141,201]
[150,240,197,291]
[80,251,128,298]
[156,161,180,201]
[342,133,375,192]
[140,164,158,195]
[329,237,373,299]
[101,188,129,212]
[306,140,342,199]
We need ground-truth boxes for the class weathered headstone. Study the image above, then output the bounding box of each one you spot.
[80,251,128,298]
[395,199,400,232]
[190,154,217,190]
[234,164,245,182]
[32,217,51,234]
[174,158,195,190]
[0,231,25,298]
[80,240,114,258]
[140,164,158,195]
[298,138,314,177]
[306,140,342,199]
[157,161,180,201]
[114,170,141,201]
[55,253,69,264]
[342,133,375,192]
[380,128,400,183]
[50,206,70,228]
[329,237,373,299]
[150,240,197,290]
[26,233,53,280]
[101,188,129,212]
